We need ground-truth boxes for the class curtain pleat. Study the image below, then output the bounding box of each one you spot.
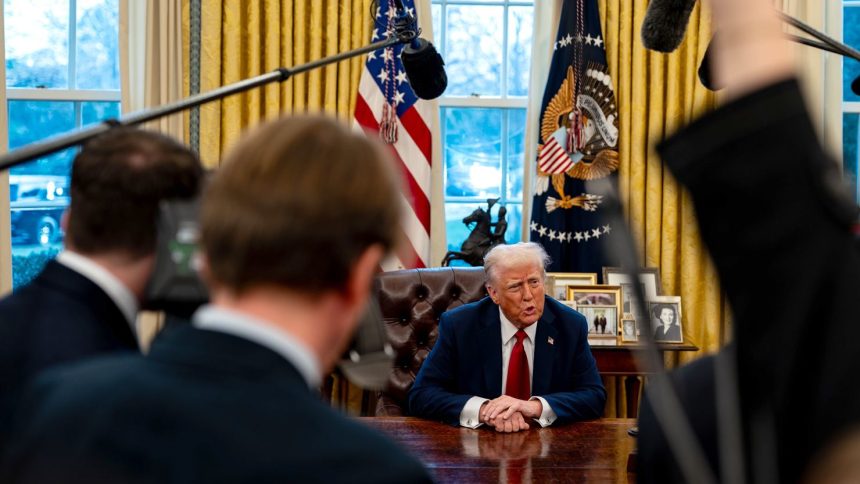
[191,0,372,167]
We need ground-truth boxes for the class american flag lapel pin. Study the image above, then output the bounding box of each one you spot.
[547,337,554,345]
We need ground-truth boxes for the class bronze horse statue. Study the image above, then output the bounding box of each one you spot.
[441,198,508,267]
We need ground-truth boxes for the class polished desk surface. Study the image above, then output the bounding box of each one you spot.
[360,417,637,483]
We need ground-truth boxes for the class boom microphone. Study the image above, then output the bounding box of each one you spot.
[641,0,699,53]
[391,0,447,99]
[401,39,447,100]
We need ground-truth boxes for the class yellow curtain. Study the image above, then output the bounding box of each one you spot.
[596,0,730,417]
[181,0,374,412]
[184,0,374,168]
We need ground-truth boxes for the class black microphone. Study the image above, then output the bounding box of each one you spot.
[641,0,699,53]
[852,75,860,96]
[391,0,448,99]
[401,39,447,100]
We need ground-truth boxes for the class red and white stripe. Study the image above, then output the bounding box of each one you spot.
[538,134,574,175]
[353,70,433,270]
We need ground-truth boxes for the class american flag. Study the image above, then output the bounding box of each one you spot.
[538,127,575,175]
[353,0,433,270]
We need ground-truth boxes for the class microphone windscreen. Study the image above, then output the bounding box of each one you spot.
[698,33,723,91]
[401,38,448,100]
[852,75,860,96]
[641,0,699,53]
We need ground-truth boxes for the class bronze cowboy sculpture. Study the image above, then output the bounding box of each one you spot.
[442,198,508,267]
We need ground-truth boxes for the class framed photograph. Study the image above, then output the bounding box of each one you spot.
[648,296,683,344]
[620,318,638,343]
[548,272,597,301]
[602,267,662,329]
[579,306,618,339]
[568,286,622,344]
[567,285,621,307]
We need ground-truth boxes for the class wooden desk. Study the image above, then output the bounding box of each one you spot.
[592,342,699,418]
[360,417,637,483]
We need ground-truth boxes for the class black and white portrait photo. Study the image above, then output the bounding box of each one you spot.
[649,299,683,343]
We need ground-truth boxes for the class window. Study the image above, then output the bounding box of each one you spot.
[4,0,120,287]
[844,1,860,199]
[432,0,533,264]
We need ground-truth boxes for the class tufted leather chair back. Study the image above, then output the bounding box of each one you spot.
[374,267,489,416]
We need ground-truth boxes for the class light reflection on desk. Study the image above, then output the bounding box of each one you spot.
[360,417,637,483]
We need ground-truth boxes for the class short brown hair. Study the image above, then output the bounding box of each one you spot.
[67,128,203,258]
[201,115,402,294]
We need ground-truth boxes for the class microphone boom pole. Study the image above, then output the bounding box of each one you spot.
[0,35,404,173]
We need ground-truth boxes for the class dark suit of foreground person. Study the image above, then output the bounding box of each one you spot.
[0,129,203,451]
[409,242,605,432]
[638,0,860,480]
[1,116,432,484]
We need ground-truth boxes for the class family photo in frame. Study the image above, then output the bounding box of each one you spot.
[568,286,622,343]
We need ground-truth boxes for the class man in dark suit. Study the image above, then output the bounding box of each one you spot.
[409,242,606,433]
[1,115,431,484]
[0,128,203,448]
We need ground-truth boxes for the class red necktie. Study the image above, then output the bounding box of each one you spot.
[505,329,530,400]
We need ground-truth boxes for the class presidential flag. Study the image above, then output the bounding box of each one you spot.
[530,0,619,274]
[353,0,433,270]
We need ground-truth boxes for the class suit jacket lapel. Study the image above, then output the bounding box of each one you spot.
[479,303,503,397]
[532,305,557,396]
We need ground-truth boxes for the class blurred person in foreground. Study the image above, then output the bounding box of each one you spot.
[0,116,432,484]
[638,0,860,481]
[409,242,605,433]
[0,129,203,451]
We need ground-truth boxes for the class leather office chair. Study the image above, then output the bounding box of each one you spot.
[373,267,488,416]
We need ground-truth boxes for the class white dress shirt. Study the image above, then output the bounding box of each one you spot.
[192,305,323,389]
[55,251,139,339]
[459,308,558,428]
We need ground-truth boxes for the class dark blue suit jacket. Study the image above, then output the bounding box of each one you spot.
[0,260,138,453]
[1,325,432,484]
[408,296,606,426]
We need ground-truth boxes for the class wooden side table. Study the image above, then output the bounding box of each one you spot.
[591,342,699,418]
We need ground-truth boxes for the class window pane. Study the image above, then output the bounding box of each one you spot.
[506,108,526,200]
[445,202,475,265]
[845,112,859,200]
[8,100,75,287]
[4,0,70,88]
[76,0,119,90]
[444,107,502,198]
[81,100,120,126]
[507,6,533,97]
[445,5,503,97]
[431,4,441,44]
[8,100,76,175]
[845,6,860,102]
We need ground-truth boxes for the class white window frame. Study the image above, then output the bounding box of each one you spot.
[0,0,121,294]
[434,0,533,249]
